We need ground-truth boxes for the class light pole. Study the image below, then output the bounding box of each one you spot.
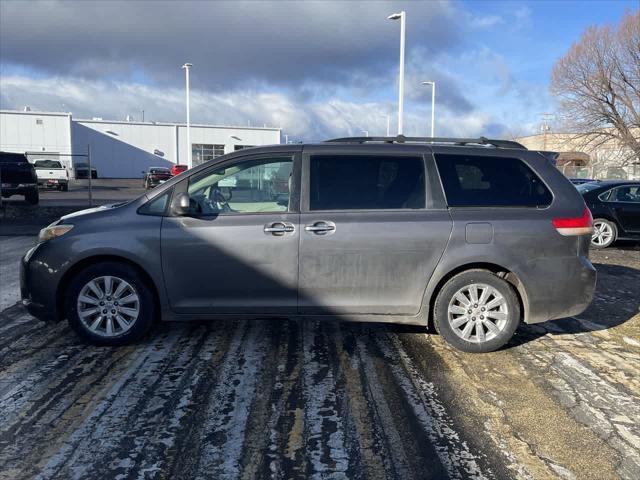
[421,81,436,137]
[182,63,192,167]
[388,11,406,135]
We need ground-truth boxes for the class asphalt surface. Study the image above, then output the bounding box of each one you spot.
[0,236,639,479]
[1,179,146,207]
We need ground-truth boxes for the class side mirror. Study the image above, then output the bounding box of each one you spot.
[173,192,190,215]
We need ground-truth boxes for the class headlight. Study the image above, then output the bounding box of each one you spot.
[38,224,74,243]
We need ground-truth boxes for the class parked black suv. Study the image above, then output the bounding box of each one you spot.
[0,151,39,204]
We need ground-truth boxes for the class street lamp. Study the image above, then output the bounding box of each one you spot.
[421,81,436,137]
[388,11,406,135]
[182,63,192,167]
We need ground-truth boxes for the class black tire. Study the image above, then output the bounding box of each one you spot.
[25,189,39,205]
[591,218,617,249]
[92,172,98,179]
[433,269,520,353]
[65,261,156,346]
[61,183,69,192]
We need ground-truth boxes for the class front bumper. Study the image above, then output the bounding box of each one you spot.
[20,244,59,322]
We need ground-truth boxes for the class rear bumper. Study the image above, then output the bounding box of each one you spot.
[524,255,597,324]
[38,179,68,187]
[1,183,37,196]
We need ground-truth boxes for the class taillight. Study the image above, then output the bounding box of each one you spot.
[552,207,593,236]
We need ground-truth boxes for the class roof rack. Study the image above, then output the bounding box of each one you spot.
[323,135,527,150]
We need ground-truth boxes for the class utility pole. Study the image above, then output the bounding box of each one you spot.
[388,11,406,135]
[182,63,193,167]
[541,113,553,150]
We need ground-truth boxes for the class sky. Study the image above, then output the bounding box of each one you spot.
[0,0,636,141]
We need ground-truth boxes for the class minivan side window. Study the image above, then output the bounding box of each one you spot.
[187,157,293,215]
[435,154,552,207]
[309,155,425,210]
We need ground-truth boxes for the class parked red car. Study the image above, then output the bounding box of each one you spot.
[170,164,188,176]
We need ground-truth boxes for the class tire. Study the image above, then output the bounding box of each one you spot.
[25,189,39,205]
[591,218,617,249]
[433,269,521,353]
[61,183,69,192]
[65,262,156,346]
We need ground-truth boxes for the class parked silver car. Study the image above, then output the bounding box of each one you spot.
[21,136,596,352]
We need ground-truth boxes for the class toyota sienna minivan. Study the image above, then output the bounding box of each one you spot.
[21,136,596,353]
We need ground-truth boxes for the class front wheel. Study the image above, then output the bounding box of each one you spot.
[433,270,521,353]
[591,218,617,249]
[65,262,155,345]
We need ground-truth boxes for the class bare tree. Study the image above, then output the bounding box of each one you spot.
[550,10,640,165]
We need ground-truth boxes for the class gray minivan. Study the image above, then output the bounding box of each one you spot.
[21,137,596,353]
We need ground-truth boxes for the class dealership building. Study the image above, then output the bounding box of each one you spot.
[0,109,282,178]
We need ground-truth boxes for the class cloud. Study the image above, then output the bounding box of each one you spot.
[469,14,504,29]
[0,0,465,90]
[0,74,501,140]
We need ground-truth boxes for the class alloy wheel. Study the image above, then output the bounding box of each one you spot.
[447,283,509,343]
[591,221,614,247]
[77,275,140,337]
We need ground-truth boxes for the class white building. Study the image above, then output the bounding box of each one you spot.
[0,109,282,178]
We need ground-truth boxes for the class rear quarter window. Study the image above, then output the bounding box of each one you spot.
[435,154,552,207]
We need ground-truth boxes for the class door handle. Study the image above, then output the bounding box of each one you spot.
[305,221,336,235]
[264,222,295,236]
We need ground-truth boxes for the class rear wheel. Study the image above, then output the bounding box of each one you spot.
[591,218,617,249]
[25,189,39,205]
[65,262,155,346]
[433,269,520,353]
[61,183,69,192]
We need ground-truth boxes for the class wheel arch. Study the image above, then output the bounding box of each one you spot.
[424,262,529,327]
[56,254,161,322]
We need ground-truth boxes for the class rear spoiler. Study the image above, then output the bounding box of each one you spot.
[536,151,559,165]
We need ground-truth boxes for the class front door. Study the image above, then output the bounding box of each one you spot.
[161,153,300,314]
[298,150,452,316]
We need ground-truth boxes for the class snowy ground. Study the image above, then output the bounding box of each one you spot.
[0,236,639,479]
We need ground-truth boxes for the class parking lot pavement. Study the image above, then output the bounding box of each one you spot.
[1,179,146,207]
[0,237,36,310]
[0,237,638,480]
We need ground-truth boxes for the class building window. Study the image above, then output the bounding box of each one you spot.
[192,144,225,166]
[36,119,43,125]
[234,145,255,151]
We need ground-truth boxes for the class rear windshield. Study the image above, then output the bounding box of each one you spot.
[34,160,63,169]
[150,168,170,174]
[576,182,602,194]
[0,152,28,164]
[435,154,552,207]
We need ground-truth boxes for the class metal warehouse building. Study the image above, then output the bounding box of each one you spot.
[0,109,282,178]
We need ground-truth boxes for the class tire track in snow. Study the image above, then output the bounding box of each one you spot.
[191,320,268,480]
[376,332,490,479]
[33,328,185,480]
